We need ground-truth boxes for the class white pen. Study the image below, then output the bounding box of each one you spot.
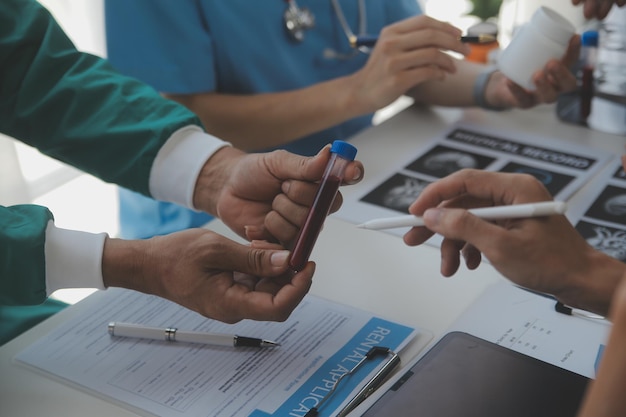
[357,201,567,230]
[108,322,280,348]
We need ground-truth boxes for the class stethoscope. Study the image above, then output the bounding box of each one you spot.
[283,0,315,42]
[283,0,371,59]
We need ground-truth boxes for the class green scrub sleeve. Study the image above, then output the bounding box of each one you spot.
[0,205,72,345]
[0,205,52,306]
[0,298,67,346]
[0,0,204,196]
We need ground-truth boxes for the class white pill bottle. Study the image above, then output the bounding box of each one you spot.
[498,6,575,91]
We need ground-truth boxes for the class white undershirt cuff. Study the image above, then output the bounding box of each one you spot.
[149,126,231,210]
[44,221,107,295]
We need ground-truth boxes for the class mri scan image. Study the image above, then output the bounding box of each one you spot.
[361,173,431,214]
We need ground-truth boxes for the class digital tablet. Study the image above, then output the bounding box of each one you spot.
[361,331,590,417]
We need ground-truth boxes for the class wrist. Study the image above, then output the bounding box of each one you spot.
[340,72,383,117]
[192,146,246,215]
[557,249,626,317]
[102,237,149,293]
[473,68,508,111]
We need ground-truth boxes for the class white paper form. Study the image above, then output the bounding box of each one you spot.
[16,288,416,417]
[337,122,615,241]
[447,282,611,379]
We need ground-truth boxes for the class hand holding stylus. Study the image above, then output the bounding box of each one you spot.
[358,201,567,230]
[401,170,615,316]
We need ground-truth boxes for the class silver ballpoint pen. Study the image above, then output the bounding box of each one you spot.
[108,322,280,348]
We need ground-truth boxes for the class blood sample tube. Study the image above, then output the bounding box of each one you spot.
[579,30,598,122]
[288,140,357,272]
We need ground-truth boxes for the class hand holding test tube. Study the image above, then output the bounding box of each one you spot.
[289,141,357,272]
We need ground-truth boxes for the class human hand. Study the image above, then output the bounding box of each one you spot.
[193,145,364,246]
[102,229,315,323]
[571,0,626,19]
[484,36,580,109]
[403,169,625,315]
[348,15,470,114]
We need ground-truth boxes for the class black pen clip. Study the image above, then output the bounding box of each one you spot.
[304,346,400,417]
[555,301,606,321]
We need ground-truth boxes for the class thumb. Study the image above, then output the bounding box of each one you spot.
[562,35,581,68]
[225,243,291,277]
[422,207,502,251]
[264,145,363,185]
[262,147,330,183]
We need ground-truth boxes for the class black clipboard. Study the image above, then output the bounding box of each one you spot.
[360,331,590,417]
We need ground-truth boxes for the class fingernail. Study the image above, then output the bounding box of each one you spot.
[281,180,291,194]
[423,208,443,225]
[352,167,363,182]
[317,144,332,156]
[245,225,259,238]
[271,251,290,266]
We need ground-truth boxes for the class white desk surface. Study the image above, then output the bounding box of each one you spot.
[2,105,624,417]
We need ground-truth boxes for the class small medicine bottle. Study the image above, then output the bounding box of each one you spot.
[465,21,499,64]
[288,140,357,273]
[579,30,599,121]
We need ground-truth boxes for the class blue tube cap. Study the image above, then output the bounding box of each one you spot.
[581,30,598,47]
[330,140,357,161]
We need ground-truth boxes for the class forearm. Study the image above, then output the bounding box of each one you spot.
[165,76,364,151]
[409,59,485,107]
[576,277,626,417]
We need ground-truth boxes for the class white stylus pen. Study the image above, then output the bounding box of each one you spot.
[357,201,567,230]
[108,322,280,348]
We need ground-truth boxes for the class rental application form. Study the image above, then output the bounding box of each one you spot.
[16,288,417,417]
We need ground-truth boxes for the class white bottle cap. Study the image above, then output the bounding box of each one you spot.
[497,6,575,90]
[531,6,576,46]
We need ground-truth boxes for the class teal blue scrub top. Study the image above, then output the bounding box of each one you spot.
[106,0,422,155]
[105,0,422,238]
[0,0,205,344]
